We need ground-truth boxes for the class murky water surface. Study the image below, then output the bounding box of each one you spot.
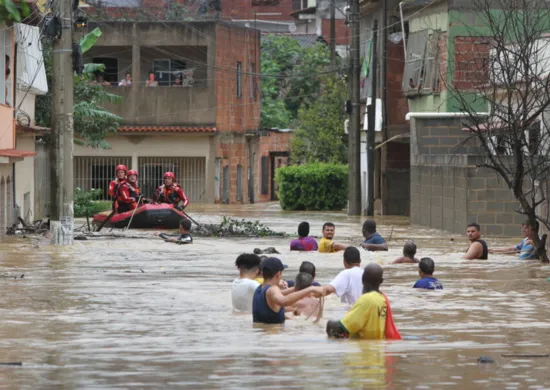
[1,203,550,389]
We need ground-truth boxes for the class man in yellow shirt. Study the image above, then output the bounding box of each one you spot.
[318,222,348,253]
[326,263,387,339]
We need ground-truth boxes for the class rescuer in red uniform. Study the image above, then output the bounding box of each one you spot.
[117,169,141,213]
[154,171,189,210]
[108,164,127,199]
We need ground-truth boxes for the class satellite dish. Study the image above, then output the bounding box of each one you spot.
[288,23,297,33]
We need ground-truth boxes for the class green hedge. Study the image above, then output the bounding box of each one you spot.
[275,163,348,211]
[74,188,112,217]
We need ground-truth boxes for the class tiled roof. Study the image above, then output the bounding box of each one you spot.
[118,125,217,133]
[0,149,36,158]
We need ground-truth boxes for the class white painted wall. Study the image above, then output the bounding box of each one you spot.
[15,134,35,222]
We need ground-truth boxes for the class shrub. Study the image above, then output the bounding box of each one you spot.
[74,188,111,217]
[275,163,348,211]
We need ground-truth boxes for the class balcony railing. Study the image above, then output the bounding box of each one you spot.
[102,86,215,126]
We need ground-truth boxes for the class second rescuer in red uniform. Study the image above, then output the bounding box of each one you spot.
[117,170,142,213]
[154,172,189,210]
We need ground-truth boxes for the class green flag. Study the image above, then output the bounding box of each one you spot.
[362,40,372,77]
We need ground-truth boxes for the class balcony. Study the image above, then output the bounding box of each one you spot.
[102,86,215,126]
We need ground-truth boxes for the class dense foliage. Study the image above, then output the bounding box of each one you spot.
[74,188,111,217]
[291,76,348,164]
[275,163,348,211]
[260,35,332,129]
[0,0,29,22]
[36,30,123,148]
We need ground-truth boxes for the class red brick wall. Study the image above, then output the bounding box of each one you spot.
[320,19,348,45]
[453,36,490,90]
[256,131,292,202]
[215,24,262,133]
[386,40,408,127]
[220,0,296,21]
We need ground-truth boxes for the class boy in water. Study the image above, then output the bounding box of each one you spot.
[232,254,261,312]
[286,261,321,288]
[290,222,318,251]
[287,273,322,319]
[160,218,193,244]
[252,257,323,324]
[392,242,420,264]
[413,257,443,290]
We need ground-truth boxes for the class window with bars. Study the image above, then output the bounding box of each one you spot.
[402,30,441,95]
[74,157,132,200]
[249,62,256,100]
[236,61,242,98]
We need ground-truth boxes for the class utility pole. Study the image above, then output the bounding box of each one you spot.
[330,0,336,67]
[348,0,361,216]
[50,0,74,245]
[366,19,378,216]
[381,0,388,214]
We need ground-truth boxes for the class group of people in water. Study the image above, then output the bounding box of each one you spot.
[108,165,190,214]
[231,218,540,340]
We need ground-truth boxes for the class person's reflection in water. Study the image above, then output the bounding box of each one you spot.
[344,342,398,389]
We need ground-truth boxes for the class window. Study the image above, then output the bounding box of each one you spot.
[249,62,256,100]
[236,61,242,98]
[93,57,118,84]
[402,30,441,95]
[237,165,243,201]
[0,24,10,106]
[292,0,307,9]
[152,59,190,86]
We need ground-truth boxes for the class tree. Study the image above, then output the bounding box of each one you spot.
[36,29,123,148]
[0,0,29,23]
[291,76,348,163]
[260,35,333,128]
[449,0,550,262]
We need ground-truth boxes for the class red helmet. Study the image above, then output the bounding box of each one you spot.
[127,170,138,176]
[163,172,175,179]
[116,164,127,173]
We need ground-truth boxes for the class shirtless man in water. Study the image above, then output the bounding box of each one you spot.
[462,223,488,260]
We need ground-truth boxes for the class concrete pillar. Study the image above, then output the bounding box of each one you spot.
[131,152,138,171]
[204,135,217,203]
[131,24,140,87]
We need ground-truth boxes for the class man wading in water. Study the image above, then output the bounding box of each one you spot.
[462,223,488,260]
[326,263,401,340]
[252,258,323,324]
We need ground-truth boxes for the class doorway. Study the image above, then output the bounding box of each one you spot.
[269,152,289,201]
[93,57,119,84]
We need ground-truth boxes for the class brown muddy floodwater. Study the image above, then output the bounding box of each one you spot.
[1,203,550,389]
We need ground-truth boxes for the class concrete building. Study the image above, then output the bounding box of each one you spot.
[74,20,291,205]
[358,0,410,216]
[0,21,48,233]
[402,0,530,236]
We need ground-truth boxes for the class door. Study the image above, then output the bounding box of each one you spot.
[222,166,229,203]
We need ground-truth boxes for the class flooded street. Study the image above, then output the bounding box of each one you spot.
[1,203,550,389]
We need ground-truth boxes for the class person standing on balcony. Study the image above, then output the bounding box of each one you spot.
[146,71,158,87]
[154,172,189,211]
[118,73,132,87]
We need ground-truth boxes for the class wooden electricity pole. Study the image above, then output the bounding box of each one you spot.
[348,0,362,216]
[50,0,74,244]
[366,19,378,216]
[330,0,336,67]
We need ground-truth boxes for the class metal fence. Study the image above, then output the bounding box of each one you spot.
[138,157,206,201]
[74,157,133,201]
[74,156,207,202]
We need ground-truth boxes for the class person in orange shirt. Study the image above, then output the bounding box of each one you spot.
[117,169,141,213]
[154,172,189,210]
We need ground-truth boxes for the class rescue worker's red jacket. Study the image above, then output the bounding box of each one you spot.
[117,181,141,212]
[108,178,126,199]
[154,183,189,209]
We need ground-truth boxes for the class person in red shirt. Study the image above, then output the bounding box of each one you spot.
[154,171,189,210]
[117,170,141,213]
[108,164,127,199]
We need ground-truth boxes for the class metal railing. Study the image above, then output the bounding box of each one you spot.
[74,157,133,201]
[138,157,206,201]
